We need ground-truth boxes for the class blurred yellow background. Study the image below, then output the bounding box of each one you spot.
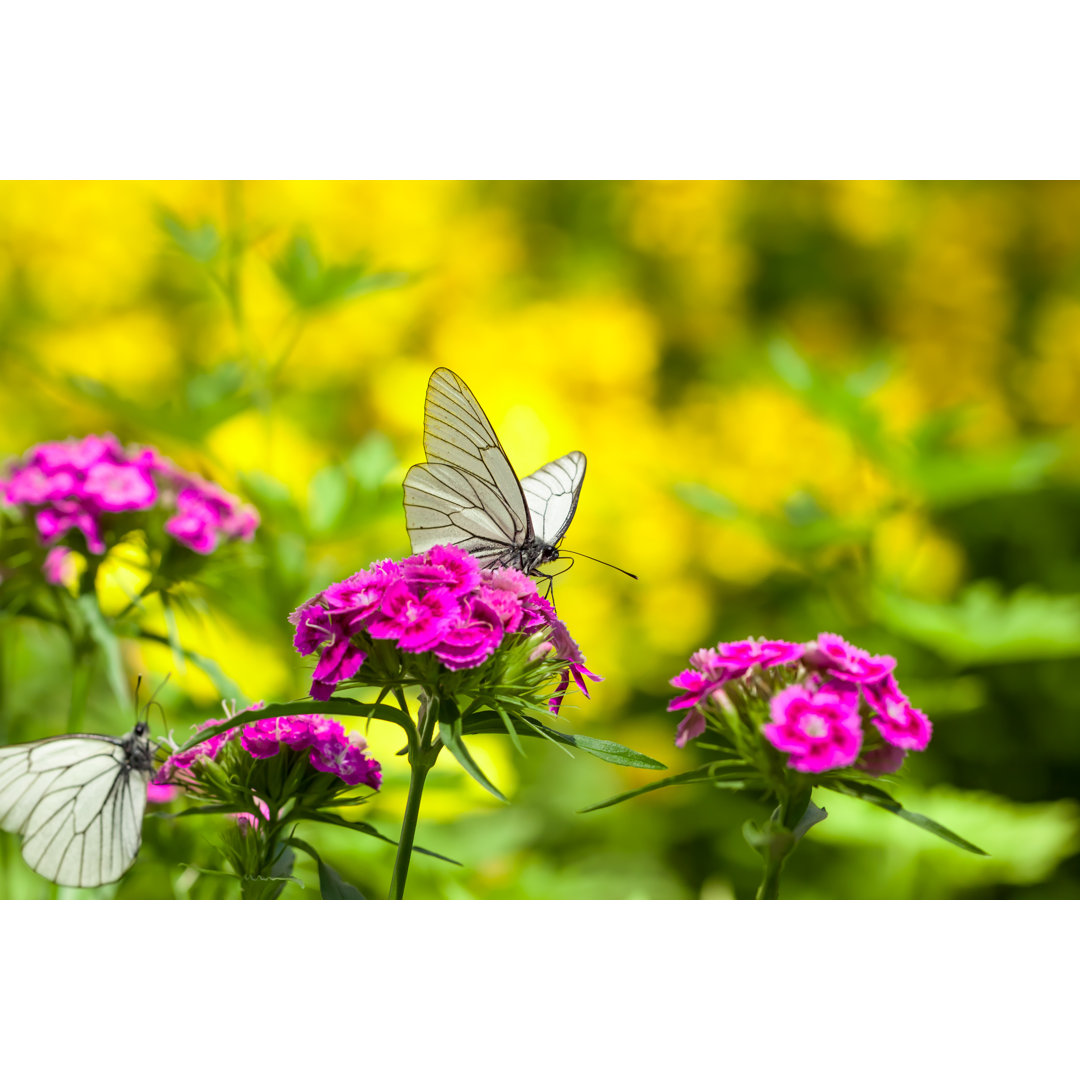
[2,181,1079,898]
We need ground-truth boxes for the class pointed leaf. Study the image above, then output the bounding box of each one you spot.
[825,779,988,855]
[77,594,130,708]
[580,765,718,812]
[317,859,365,900]
[564,734,666,770]
[295,810,461,865]
[439,721,507,801]
[284,836,364,899]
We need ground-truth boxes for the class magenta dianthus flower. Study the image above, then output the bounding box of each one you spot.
[716,637,805,676]
[862,674,933,751]
[1,433,259,567]
[367,582,460,652]
[160,706,381,791]
[762,681,863,773]
[292,548,597,714]
[401,544,482,596]
[668,632,933,777]
[82,462,157,513]
[432,593,506,671]
[804,632,896,685]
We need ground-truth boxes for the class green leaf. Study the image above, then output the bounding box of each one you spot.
[317,859,365,900]
[284,836,364,899]
[492,703,526,756]
[824,779,988,855]
[307,464,349,534]
[241,845,298,899]
[272,233,412,312]
[875,582,1080,665]
[297,809,461,865]
[910,438,1061,507]
[791,799,829,841]
[580,764,718,812]
[459,711,665,770]
[347,432,398,491]
[565,733,667,770]
[77,594,130,708]
[159,209,221,262]
[439,720,507,802]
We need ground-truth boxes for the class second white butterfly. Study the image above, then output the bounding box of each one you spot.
[403,368,585,577]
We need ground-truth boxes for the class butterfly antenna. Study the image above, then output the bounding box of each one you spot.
[558,549,638,580]
[143,674,172,724]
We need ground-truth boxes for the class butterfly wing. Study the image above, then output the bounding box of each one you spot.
[521,451,586,548]
[403,462,530,568]
[0,729,152,888]
[421,368,532,535]
[405,368,534,564]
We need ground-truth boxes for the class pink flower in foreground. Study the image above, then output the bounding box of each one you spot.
[401,544,481,596]
[858,745,908,777]
[803,632,896,685]
[367,582,460,652]
[309,731,382,789]
[675,708,708,749]
[762,680,863,773]
[309,624,368,701]
[863,674,933,751]
[715,638,805,676]
[432,593,506,671]
[294,549,596,712]
[158,707,381,791]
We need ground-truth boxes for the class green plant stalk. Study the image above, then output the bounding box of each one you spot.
[755,786,811,901]
[389,693,440,900]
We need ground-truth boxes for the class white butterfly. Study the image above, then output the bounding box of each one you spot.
[0,721,155,888]
[404,367,586,576]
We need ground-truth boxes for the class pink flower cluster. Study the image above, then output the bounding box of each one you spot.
[156,706,382,790]
[290,545,600,710]
[1,433,259,563]
[669,632,932,774]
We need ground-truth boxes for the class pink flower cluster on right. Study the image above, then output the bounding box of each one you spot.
[290,545,599,712]
[156,706,382,790]
[668,632,932,774]
[0,433,259,571]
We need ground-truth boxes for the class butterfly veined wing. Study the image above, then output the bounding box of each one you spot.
[0,724,154,888]
[403,461,532,568]
[404,367,586,575]
[421,368,533,533]
[521,451,587,548]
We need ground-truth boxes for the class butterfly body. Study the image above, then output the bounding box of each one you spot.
[404,368,586,576]
[0,720,155,888]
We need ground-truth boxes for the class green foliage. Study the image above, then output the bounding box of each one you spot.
[876,583,1080,664]
[272,233,412,312]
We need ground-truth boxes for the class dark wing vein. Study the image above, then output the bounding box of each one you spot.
[521,451,587,546]
[0,730,150,887]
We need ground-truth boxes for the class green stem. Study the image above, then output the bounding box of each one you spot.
[756,849,785,900]
[388,755,435,900]
[388,692,440,900]
[754,787,811,901]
